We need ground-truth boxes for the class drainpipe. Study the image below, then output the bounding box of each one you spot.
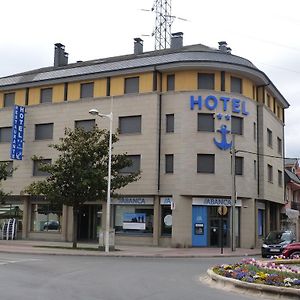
[155,67,162,192]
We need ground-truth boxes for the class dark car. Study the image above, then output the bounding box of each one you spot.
[261,230,295,258]
[282,242,300,258]
[43,220,60,231]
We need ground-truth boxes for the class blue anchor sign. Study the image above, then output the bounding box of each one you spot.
[190,95,250,151]
[214,125,232,150]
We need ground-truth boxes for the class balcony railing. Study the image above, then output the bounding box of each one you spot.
[291,202,300,211]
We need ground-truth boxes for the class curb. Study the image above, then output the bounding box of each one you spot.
[207,268,300,299]
[0,248,260,258]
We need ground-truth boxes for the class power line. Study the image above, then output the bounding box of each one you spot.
[236,149,299,160]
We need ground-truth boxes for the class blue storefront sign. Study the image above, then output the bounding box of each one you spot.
[10,105,26,160]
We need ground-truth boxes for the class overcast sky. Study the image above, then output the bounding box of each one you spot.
[1,0,299,158]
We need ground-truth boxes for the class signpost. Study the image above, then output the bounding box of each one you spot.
[218,205,228,254]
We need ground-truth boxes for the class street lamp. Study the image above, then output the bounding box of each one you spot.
[230,134,237,252]
[89,106,113,253]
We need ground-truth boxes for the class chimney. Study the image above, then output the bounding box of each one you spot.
[218,41,231,54]
[134,38,143,55]
[54,43,68,67]
[171,32,183,49]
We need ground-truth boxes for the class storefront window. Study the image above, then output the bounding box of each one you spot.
[114,205,153,235]
[31,203,62,232]
[161,205,172,236]
[0,204,23,231]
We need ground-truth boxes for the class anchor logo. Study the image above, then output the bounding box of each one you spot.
[214,124,232,151]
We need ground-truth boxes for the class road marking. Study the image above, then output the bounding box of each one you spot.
[0,258,42,265]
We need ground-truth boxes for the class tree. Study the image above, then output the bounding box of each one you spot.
[25,127,140,248]
[0,162,14,204]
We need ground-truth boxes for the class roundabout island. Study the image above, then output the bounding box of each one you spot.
[207,257,300,299]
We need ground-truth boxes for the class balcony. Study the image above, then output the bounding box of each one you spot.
[291,202,300,211]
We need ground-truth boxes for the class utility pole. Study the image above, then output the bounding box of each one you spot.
[231,135,236,251]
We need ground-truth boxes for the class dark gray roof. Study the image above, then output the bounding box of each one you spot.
[285,169,300,184]
[285,158,299,167]
[0,43,289,107]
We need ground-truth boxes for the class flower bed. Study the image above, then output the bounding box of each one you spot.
[213,258,300,288]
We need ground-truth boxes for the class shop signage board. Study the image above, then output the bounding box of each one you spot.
[111,197,154,205]
[10,105,26,160]
[192,197,242,207]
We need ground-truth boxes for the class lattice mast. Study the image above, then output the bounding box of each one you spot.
[152,0,173,50]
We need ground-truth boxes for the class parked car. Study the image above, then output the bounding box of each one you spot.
[282,242,300,258]
[43,220,60,231]
[261,230,295,258]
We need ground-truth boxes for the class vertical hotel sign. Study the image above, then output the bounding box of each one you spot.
[10,105,26,160]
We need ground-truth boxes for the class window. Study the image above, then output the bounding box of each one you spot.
[40,88,53,103]
[161,205,172,236]
[125,77,139,94]
[119,116,141,134]
[198,73,214,90]
[235,156,244,175]
[31,203,62,232]
[114,205,153,234]
[198,113,214,132]
[258,209,264,237]
[254,160,257,180]
[253,122,257,141]
[267,94,271,107]
[80,82,94,98]
[231,116,243,135]
[35,123,53,140]
[0,161,13,177]
[75,119,95,132]
[278,170,283,186]
[267,128,272,148]
[33,159,51,176]
[231,76,242,94]
[166,114,174,133]
[165,154,174,173]
[4,93,15,107]
[167,74,175,91]
[197,154,215,173]
[120,155,141,174]
[267,164,273,183]
[0,127,12,143]
[277,137,282,155]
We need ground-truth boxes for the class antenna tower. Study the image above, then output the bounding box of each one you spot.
[152,0,173,50]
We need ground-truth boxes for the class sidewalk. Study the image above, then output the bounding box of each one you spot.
[0,240,261,258]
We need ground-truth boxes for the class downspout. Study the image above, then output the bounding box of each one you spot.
[155,68,162,192]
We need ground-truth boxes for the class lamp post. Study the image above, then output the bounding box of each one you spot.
[89,104,113,253]
[231,135,236,252]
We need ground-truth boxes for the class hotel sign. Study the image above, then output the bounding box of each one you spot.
[10,105,26,160]
[190,95,250,151]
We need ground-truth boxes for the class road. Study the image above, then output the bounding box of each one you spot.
[0,253,268,300]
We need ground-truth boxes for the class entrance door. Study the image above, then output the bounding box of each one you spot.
[209,218,228,247]
[208,206,229,247]
[78,205,102,241]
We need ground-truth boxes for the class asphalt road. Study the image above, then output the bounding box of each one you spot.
[0,253,267,300]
